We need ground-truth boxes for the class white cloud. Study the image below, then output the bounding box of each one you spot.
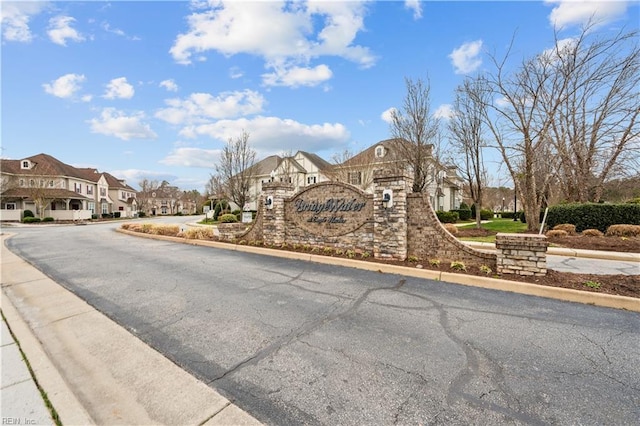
[42,73,86,99]
[449,40,483,74]
[103,77,135,99]
[160,79,179,92]
[88,108,157,140]
[160,147,222,168]
[47,15,85,46]
[449,40,482,74]
[178,116,350,154]
[1,2,47,43]
[404,0,423,20]
[155,90,266,125]
[434,104,454,120]
[262,64,333,87]
[495,96,511,108]
[540,37,577,64]
[545,0,628,29]
[108,169,177,189]
[380,107,397,124]
[229,67,244,79]
[169,1,375,87]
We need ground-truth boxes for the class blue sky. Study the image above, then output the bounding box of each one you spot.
[2,1,638,192]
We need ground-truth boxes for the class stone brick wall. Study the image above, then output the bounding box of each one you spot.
[373,170,408,260]
[406,193,497,269]
[218,222,250,241]
[496,233,548,276]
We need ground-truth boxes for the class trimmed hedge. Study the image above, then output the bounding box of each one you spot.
[451,209,471,221]
[42,217,55,222]
[219,213,238,223]
[22,217,41,223]
[479,209,493,221]
[23,210,35,218]
[436,210,459,223]
[545,203,640,232]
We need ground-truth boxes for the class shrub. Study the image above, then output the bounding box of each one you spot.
[501,211,516,219]
[552,223,577,235]
[22,217,41,223]
[479,209,493,221]
[408,255,419,263]
[231,209,242,215]
[150,225,180,236]
[450,261,466,271]
[91,214,98,219]
[429,259,441,267]
[546,229,568,238]
[459,202,469,210]
[605,224,640,237]
[443,223,458,235]
[436,210,459,223]
[451,208,471,221]
[138,211,146,218]
[42,217,54,222]
[23,210,34,218]
[102,213,113,219]
[582,229,604,237]
[218,213,238,223]
[545,203,640,232]
[113,212,121,218]
[480,265,492,275]
[181,227,215,240]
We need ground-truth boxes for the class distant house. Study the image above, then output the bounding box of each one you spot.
[243,151,333,210]
[136,180,196,216]
[332,138,463,211]
[0,153,137,221]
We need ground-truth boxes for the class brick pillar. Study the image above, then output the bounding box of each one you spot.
[496,233,548,276]
[373,170,408,261]
[261,182,293,246]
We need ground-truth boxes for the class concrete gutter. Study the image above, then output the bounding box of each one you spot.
[1,233,262,426]
[117,228,640,313]
[463,241,640,262]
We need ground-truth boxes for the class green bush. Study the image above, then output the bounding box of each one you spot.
[113,212,121,218]
[102,213,113,219]
[231,209,242,215]
[545,203,640,232]
[23,210,34,218]
[42,217,54,222]
[138,211,146,218]
[451,208,471,221]
[501,211,516,219]
[479,209,493,220]
[22,217,41,223]
[459,202,469,210]
[436,210,459,223]
[91,214,98,219]
[219,213,238,223]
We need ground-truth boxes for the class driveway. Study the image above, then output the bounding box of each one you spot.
[4,220,639,425]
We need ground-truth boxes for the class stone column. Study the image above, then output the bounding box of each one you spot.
[261,182,293,246]
[373,169,408,261]
[496,233,548,276]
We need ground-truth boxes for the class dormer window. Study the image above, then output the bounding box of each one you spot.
[375,146,385,158]
[21,160,31,169]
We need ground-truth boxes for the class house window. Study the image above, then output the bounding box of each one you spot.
[100,188,106,196]
[119,206,124,211]
[21,160,29,169]
[161,207,168,214]
[307,176,317,184]
[75,183,82,193]
[87,186,93,195]
[375,146,385,158]
[102,203,108,214]
[5,203,16,210]
[88,202,95,213]
[348,171,362,185]
[19,179,24,187]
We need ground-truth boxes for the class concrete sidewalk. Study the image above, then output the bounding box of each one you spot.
[1,234,262,426]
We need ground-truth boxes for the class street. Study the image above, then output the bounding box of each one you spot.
[3,219,639,425]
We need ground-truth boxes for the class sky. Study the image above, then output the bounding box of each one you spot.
[2,0,638,192]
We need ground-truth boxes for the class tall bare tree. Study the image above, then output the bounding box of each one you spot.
[137,178,159,215]
[216,130,257,210]
[390,77,441,193]
[547,26,640,202]
[449,76,489,228]
[327,149,379,191]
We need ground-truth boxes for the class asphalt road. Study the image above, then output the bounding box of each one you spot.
[4,219,640,425]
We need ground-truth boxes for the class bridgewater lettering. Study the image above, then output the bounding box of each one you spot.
[294,198,366,214]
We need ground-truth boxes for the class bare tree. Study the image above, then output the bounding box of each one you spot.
[137,178,159,215]
[390,77,441,193]
[215,130,257,210]
[449,76,489,228]
[547,26,640,202]
[327,149,378,191]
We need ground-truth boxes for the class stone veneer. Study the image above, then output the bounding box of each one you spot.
[373,170,408,260]
[496,233,548,276]
[406,193,497,269]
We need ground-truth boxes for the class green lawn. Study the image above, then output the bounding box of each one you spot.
[457,218,528,243]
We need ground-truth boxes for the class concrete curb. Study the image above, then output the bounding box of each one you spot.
[1,233,262,426]
[117,228,640,313]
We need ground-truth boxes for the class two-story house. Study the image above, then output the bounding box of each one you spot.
[0,153,137,221]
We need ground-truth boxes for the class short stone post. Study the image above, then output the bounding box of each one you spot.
[496,233,548,276]
[373,169,408,261]
[261,182,293,246]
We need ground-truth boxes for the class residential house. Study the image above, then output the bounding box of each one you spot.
[0,153,137,221]
[243,151,333,210]
[137,180,196,216]
[333,138,463,211]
